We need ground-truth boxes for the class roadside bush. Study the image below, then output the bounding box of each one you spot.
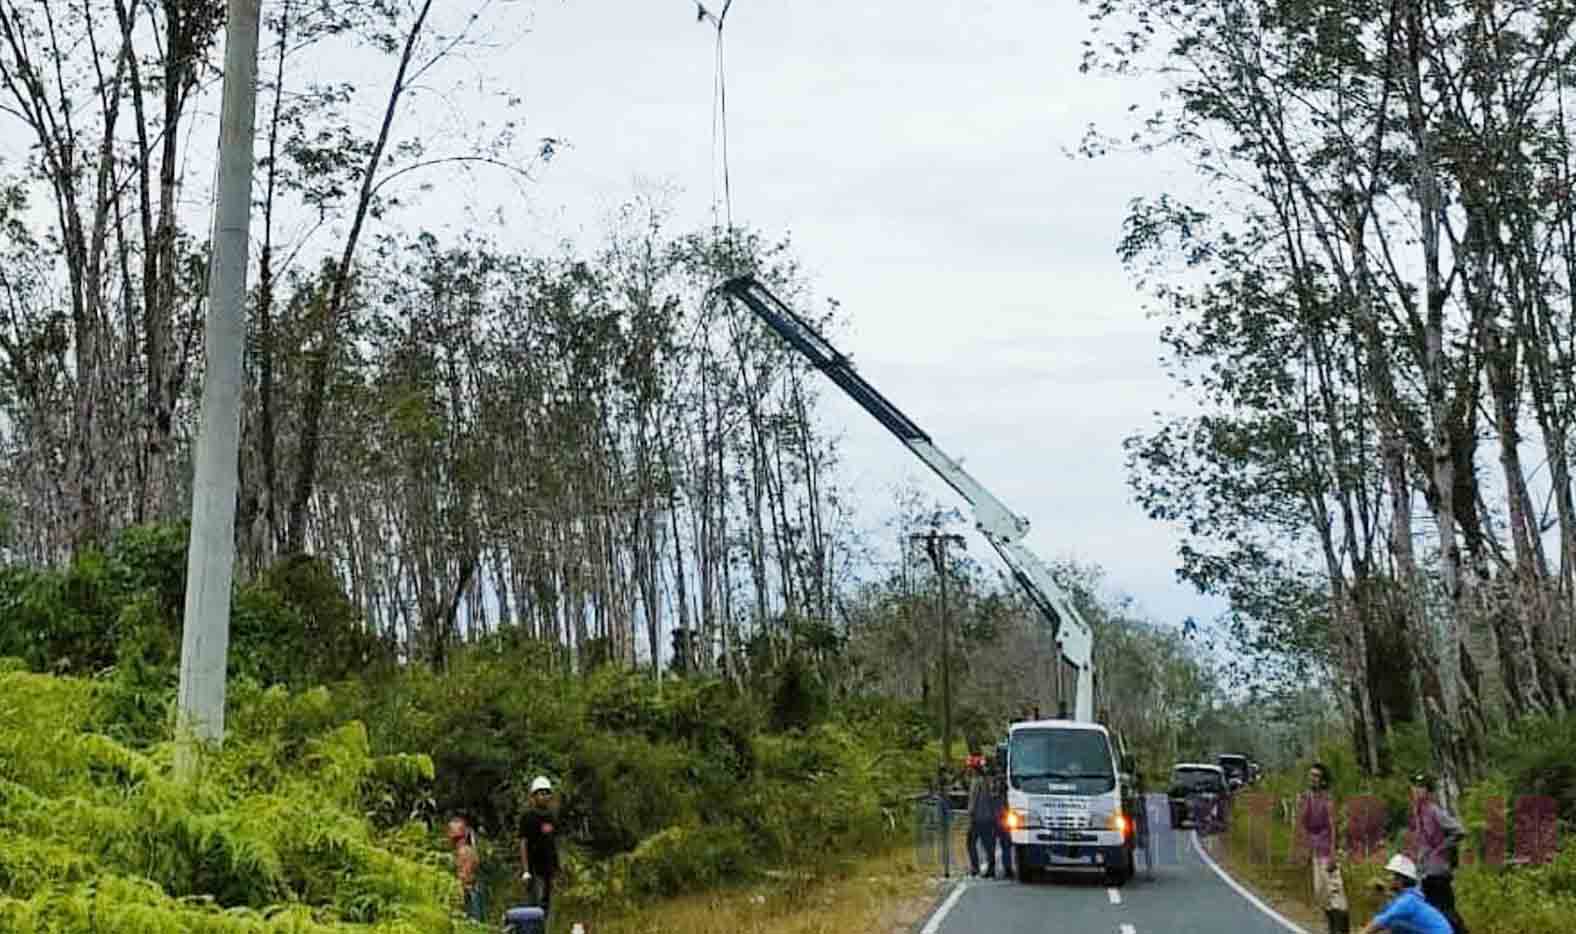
[0,524,386,697]
[0,669,476,934]
[1,527,936,924]
[0,525,188,677]
[618,823,755,897]
[768,653,828,732]
[1491,715,1576,825]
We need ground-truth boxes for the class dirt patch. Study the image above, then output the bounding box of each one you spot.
[887,877,957,934]
[878,892,937,933]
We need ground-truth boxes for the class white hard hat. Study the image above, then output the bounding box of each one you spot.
[1385,854,1419,881]
[530,776,552,794]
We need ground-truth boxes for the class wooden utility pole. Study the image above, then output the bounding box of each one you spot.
[912,528,966,774]
[176,0,263,778]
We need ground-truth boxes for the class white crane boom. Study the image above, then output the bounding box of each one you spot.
[722,276,1096,722]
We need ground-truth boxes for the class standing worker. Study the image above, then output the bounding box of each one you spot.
[1408,773,1468,933]
[448,815,484,922]
[518,776,561,915]
[993,760,1015,879]
[965,763,997,878]
[1297,762,1349,934]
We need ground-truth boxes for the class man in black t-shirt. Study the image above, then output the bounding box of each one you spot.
[518,775,559,913]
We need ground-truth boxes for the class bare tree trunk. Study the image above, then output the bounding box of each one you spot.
[1402,0,1469,796]
[286,0,435,555]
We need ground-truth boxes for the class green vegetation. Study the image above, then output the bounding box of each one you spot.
[0,526,938,931]
[0,669,457,932]
[1221,728,1576,934]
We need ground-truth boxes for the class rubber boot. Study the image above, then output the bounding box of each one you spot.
[1329,910,1351,934]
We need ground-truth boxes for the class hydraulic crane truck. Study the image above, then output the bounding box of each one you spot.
[722,276,1149,885]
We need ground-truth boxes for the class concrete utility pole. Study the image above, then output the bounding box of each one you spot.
[912,528,966,774]
[176,0,263,778]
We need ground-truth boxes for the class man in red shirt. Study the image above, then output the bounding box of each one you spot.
[1297,762,1349,934]
[448,815,483,922]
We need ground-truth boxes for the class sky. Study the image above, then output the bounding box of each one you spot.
[394,0,1226,629]
[3,0,1227,629]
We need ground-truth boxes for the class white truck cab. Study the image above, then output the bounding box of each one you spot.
[1003,719,1138,885]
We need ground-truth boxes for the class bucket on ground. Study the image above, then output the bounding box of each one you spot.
[502,905,546,934]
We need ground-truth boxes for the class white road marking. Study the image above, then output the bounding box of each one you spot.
[919,879,969,934]
[1119,924,1137,934]
[1108,887,1122,905]
[1189,831,1309,934]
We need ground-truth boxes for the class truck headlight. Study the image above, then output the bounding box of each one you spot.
[1107,810,1131,836]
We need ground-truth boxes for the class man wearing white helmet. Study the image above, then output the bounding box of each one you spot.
[518,776,560,915]
[1360,854,1452,934]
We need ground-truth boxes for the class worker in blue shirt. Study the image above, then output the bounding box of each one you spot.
[1361,854,1453,934]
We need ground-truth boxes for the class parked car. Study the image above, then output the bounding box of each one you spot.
[1217,753,1251,790]
[1167,763,1229,831]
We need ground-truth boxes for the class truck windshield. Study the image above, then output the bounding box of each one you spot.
[1008,728,1115,794]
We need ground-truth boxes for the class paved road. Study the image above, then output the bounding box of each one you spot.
[927,794,1303,934]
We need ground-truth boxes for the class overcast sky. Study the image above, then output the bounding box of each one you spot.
[390,0,1228,628]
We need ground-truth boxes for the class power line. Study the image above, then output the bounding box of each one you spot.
[694,2,737,259]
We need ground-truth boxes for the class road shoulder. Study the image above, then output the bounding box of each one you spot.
[1202,832,1324,933]
[906,876,966,934]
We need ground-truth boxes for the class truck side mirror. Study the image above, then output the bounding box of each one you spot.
[1121,753,1136,775]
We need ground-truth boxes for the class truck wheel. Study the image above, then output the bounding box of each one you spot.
[1014,846,1033,883]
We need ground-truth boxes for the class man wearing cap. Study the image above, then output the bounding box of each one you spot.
[1407,773,1467,933]
[518,776,560,914]
[1360,854,1452,934]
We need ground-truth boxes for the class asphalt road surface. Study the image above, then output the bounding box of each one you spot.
[923,794,1305,934]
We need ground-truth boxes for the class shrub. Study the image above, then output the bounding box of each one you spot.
[2,530,939,924]
[618,823,755,897]
[0,669,476,934]
[1491,715,1576,825]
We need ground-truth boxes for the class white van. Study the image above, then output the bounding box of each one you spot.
[1002,719,1139,885]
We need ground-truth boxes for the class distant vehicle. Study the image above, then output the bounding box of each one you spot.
[1167,763,1228,830]
[1217,754,1251,789]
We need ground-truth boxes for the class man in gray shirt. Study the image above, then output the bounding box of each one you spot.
[1408,773,1467,933]
[966,762,1000,877]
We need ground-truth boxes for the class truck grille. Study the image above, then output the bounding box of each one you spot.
[1040,797,1092,830]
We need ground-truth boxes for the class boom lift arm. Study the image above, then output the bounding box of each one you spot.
[721,276,1096,722]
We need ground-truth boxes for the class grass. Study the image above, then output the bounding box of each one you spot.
[546,846,936,934]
